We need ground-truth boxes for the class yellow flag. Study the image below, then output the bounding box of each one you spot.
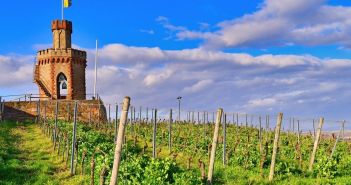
[64,0,72,8]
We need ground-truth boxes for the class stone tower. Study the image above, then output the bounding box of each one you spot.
[34,20,87,100]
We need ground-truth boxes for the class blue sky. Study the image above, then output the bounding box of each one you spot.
[1,0,351,126]
[0,0,262,53]
[0,0,350,57]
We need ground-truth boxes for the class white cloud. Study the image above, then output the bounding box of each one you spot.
[247,98,277,108]
[0,55,34,87]
[173,0,351,49]
[144,69,174,87]
[2,43,351,120]
[83,43,351,119]
[183,80,213,93]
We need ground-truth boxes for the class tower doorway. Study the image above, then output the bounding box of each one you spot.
[57,73,68,99]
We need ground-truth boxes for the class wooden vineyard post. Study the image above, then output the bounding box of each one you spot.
[0,96,2,122]
[297,120,302,169]
[169,109,172,152]
[1,100,4,122]
[110,97,131,185]
[70,102,78,175]
[308,117,324,172]
[0,97,3,122]
[153,109,157,159]
[312,119,316,139]
[259,116,263,153]
[223,113,227,166]
[44,103,47,126]
[342,120,345,141]
[231,113,233,125]
[292,118,295,133]
[236,113,239,127]
[90,151,96,185]
[245,114,248,127]
[151,108,154,124]
[54,101,59,150]
[114,104,118,143]
[108,104,111,127]
[207,108,223,184]
[146,107,149,124]
[139,106,142,124]
[133,107,136,124]
[330,123,343,158]
[268,113,283,182]
[206,112,209,124]
[197,112,200,124]
[37,100,40,124]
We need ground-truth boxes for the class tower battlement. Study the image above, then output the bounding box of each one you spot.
[52,20,72,33]
[37,48,86,60]
[52,19,72,49]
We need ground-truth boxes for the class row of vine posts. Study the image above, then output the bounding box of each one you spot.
[1,95,348,184]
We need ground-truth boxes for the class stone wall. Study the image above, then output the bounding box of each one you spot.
[3,99,107,123]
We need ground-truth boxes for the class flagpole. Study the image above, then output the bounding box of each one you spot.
[94,39,98,99]
[62,0,64,20]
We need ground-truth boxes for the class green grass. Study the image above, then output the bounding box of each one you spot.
[0,120,87,185]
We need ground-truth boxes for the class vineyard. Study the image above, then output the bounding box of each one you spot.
[1,98,351,185]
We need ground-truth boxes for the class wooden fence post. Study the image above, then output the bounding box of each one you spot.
[236,113,239,127]
[292,118,295,133]
[223,113,227,166]
[139,106,142,124]
[54,101,59,150]
[133,107,136,123]
[146,107,149,123]
[37,100,40,124]
[268,113,283,182]
[259,116,263,153]
[297,120,302,169]
[0,97,3,122]
[70,102,78,175]
[169,109,172,152]
[110,97,131,185]
[153,109,157,159]
[330,123,343,158]
[244,114,247,127]
[114,104,118,143]
[207,108,223,184]
[308,117,324,172]
[342,120,345,141]
[206,112,209,124]
[108,104,111,126]
[312,119,316,139]
[44,103,47,126]
[90,151,96,185]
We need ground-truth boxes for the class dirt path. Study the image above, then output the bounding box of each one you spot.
[0,121,83,185]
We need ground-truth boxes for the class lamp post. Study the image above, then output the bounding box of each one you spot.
[177,96,182,122]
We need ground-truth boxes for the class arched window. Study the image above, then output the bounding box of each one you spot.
[57,73,68,99]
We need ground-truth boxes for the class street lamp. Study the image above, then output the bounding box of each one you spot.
[177,96,182,121]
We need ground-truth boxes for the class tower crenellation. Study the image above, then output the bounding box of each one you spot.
[52,20,72,49]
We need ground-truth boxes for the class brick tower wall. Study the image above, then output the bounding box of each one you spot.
[34,20,87,100]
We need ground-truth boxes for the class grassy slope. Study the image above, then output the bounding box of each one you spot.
[0,121,87,185]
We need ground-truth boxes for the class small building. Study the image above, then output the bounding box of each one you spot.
[34,20,87,100]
